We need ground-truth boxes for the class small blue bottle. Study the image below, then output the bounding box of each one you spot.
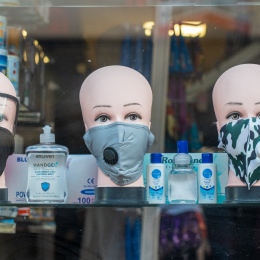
[168,140,197,204]
[146,153,166,204]
[198,153,217,203]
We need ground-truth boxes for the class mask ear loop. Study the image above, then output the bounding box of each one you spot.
[0,93,19,135]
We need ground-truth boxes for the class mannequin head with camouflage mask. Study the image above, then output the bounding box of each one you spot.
[213,64,260,189]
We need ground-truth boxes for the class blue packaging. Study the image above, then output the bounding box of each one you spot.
[0,48,7,75]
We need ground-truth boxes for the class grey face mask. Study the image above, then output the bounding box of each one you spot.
[83,122,155,186]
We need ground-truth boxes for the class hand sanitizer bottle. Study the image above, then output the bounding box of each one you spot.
[26,125,69,203]
[168,140,197,204]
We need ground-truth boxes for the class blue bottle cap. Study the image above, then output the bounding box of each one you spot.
[177,140,188,153]
[202,153,213,163]
[150,153,163,163]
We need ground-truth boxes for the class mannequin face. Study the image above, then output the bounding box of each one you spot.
[213,64,260,188]
[80,66,152,130]
[0,97,16,133]
[0,73,17,181]
[0,72,17,134]
[213,64,260,131]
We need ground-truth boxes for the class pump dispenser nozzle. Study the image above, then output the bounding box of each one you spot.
[40,125,55,143]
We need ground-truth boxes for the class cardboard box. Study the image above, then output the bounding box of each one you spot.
[5,154,98,204]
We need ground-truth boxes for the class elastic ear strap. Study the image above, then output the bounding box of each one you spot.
[0,188,8,201]
[0,126,15,155]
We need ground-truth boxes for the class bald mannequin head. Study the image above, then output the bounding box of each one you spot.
[0,72,16,96]
[0,72,18,184]
[0,72,18,133]
[80,66,153,188]
[80,65,153,131]
[213,64,260,132]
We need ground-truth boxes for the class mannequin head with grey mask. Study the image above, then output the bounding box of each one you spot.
[0,72,19,193]
[80,65,154,187]
[213,64,260,190]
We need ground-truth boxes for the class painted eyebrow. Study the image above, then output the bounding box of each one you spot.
[255,102,260,105]
[224,102,243,106]
[124,103,142,107]
[0,104,10,110]
[92,105,111,110]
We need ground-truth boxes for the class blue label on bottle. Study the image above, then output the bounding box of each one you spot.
[41,182,50,192]
[202,168,212,178]
[200,186,215,200]
[151,169,161,179]
[149,186,164,200]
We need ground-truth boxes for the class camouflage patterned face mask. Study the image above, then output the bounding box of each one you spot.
[218,118,260,189]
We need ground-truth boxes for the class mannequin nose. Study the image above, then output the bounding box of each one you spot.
[103,147,118,165]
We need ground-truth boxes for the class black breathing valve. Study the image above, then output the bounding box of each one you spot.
[103,147,118,165]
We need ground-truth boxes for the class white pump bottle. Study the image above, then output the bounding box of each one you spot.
[25,125,69,203]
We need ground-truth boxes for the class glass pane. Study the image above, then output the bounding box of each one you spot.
[0,2,260,260]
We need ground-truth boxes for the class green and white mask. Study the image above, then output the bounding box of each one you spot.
[218,118,260,189]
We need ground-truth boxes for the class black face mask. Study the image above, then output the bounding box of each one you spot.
[0,127,14,176]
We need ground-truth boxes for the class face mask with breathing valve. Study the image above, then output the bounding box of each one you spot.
[83,122,155,186]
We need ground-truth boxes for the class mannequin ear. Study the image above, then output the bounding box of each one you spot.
[216,121,220,132]
[12,124,16,135]
[84,123,89,132]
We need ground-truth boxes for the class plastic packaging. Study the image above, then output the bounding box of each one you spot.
[146,153,166,204]
[25,125,69,203]
[168,140,197,204]
[198,153,217,203]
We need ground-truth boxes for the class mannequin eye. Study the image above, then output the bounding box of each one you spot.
[125,113,141,121]
[257,113,260,119]
[95,114,110,123]
[226,112,242,120]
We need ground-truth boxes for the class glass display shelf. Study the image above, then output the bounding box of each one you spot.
[0,201,260,208]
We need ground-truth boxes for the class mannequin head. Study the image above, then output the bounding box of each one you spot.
[213,64,260,187]
[0,72,18,134]
[213,64,260,131]
[0,72,18,184]
[80,65,153,187]
[80,65,152,130]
